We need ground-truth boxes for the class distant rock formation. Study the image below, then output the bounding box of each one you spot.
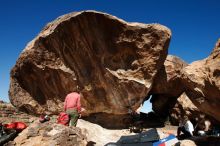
[181,39,220,122]
[9,10,171,127]
[146,46,220,126]
[149,40,220,124]
[150,55,188,118]
[151,55,188,96]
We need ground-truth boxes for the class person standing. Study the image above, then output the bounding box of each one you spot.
[64,92,81,127]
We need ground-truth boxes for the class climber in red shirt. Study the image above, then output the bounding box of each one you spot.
[64,92,81,126]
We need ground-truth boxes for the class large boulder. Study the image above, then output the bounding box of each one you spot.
[182,39,220,122]
[9,10,171,120]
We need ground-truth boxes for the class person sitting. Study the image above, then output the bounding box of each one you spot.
[194,118,212,136]
[177,116,194,139]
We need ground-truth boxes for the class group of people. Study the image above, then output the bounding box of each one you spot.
[177,116,194,139]
[177,115,213,139]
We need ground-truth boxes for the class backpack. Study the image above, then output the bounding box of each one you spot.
[57,112,70,126]
[4,122,27,132]
[14,122,27,131]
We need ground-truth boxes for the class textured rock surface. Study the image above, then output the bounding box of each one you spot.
[150,55,187,118]
[5,121,87,146]
[170,92,201,124]
[151,55,188,96]
[182,39,220,122]
[9,11,171,119]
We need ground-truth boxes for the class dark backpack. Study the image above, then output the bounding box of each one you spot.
[57,112,70,126]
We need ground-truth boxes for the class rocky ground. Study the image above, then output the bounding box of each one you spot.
[4,118,176,146]
[1,101,220,146]
[3,117,220,146]
[5,120,87,146]
[0,101,37,125]
[6,118,218,146]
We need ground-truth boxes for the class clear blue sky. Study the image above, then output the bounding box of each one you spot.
[0,0,220,105]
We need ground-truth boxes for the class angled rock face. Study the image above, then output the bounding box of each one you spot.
[9,10,171,120]
[170,92,200,124]
[182,39,220,122]
[150,55,187,118]
[151,55,188,96]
